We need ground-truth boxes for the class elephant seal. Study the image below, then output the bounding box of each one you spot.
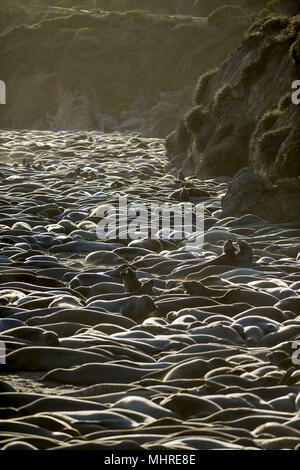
[26,308,136,329]
[187,323,244,345]
[203,239,253,269]
[162,358,212,381]
[2,346,111,371]
[254,423,300,439]
[0,380,16,393]
[176,240,255,280]
[160,393,222,418]
[128,238,163,252]
[132,279,155,296]
[35,322,88,338]
[2,441,38,450]
[242,325,265,346]
[156,298,218,316]
[0,272,64,287]
[48,296,83,310]
[183,281,226,297]
[121,267,141,292]
[0,289,26,304]
[0,417,67,439]
[87,282,124,297]
[274,297,300,314]
[235,239,253,265]
[215,288,277,307]
[17,396,106,415]
[184,281,277,307]
[87,295,157,321]
[68,264,130,288]
[0,318,25,332]
[169,243,238,278]
[223,239,237,256]
[42,363,155,385]
[85,250,126,266]
[111,396,177,419]
[114,246,154,261]
[260,325,300,348]
[0,326,59,346]
[233,307,289,323]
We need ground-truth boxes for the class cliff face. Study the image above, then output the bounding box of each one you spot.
[0,7,247,135]
[94,0,196,14]
[166,16,300,181]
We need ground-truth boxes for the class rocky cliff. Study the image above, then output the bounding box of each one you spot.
[166,15,300,181]
[0,4,247,136]
[165,15,300,222]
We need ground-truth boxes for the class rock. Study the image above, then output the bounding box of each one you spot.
[275,178,300,222]
[221,168,282,223]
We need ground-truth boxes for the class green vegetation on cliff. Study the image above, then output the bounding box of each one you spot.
[166,14,300,180]
[185,106,209,135]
